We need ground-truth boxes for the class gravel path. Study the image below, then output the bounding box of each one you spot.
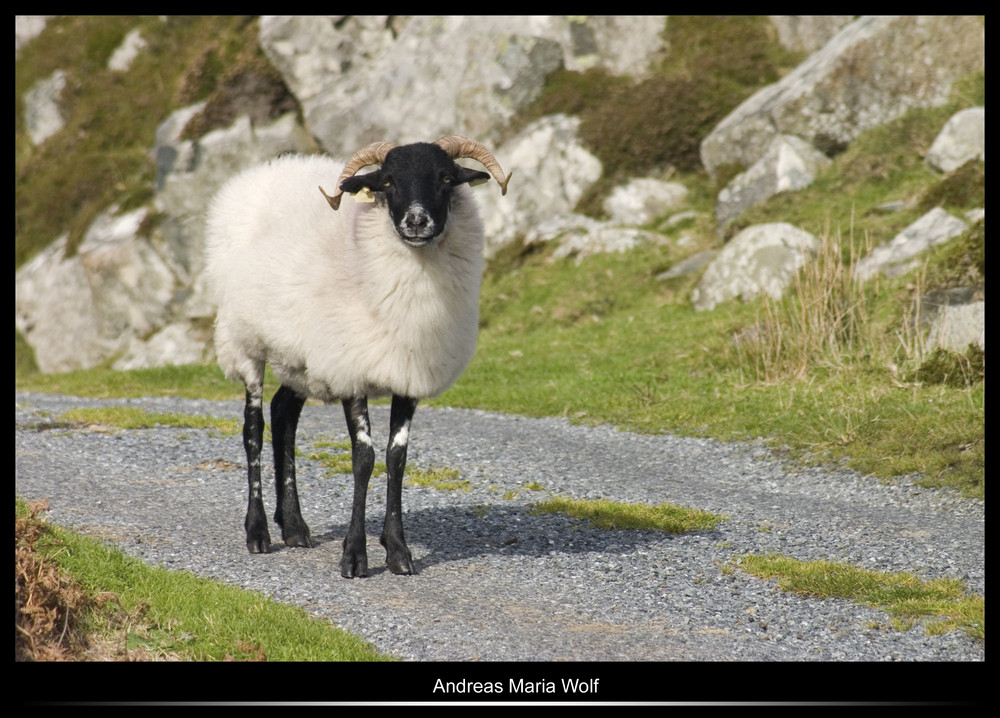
[15,391,984,665]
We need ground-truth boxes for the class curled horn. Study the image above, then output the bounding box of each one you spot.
[434,135,512,195]
[319,140,397,210]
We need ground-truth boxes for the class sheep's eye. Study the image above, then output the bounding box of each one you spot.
[382,177,392,189]
[440,173,452,185]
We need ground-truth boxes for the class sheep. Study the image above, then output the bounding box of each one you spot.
[204,136,510,577]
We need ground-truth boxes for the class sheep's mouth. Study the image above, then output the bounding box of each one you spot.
[396,223,443,247]
[398,233,438,248]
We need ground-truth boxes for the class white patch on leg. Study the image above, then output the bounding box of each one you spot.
[391,422,410,449]
[354,416,372,447]
[245,381,263,409]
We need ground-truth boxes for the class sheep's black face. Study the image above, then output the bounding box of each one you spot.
[339,143,489,247]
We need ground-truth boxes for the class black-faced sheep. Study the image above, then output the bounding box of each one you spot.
[205,137,510,577]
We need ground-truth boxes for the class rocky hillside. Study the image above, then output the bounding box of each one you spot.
[15,16,984,374]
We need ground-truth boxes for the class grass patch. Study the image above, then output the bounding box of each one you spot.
[406,466,470,492]
[735,553,984,641]
[920,217,984,293]
[15,498,391,661]
[55,406,240,435]
[532,495,725,534]
[15,362,253,401]
[306,449,386,479]
[729,225,879,382]
[307,445,467,490]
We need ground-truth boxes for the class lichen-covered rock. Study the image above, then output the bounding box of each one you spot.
[691,223,818,311]
[23,69,66,145]
[715,134,830,228]
[701,16,985,178]
[920,286,984,353]
[113,321,213,371]
[925,107,985,173]
[477,114,602,255]
[854,208,969,281]
[259,16,667,161]
[15,235,111,373]
[603,178,688,226]
[14,207,177,373]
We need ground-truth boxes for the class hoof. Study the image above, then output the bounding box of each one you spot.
[341,534,368,578]
[284,533,313,549]
[276,511,312,548]
[246,511,272,554]
[247,536,271,554]
[341,554,368,579]
[383,539,414,575]
[386,554,415,575]
[281,521,312,548]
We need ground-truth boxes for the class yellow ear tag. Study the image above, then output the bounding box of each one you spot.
[469,177,489,187]
[353,187,375,203]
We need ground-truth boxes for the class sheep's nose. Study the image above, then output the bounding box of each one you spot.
[400,205,437,240]
[406,212,429,231]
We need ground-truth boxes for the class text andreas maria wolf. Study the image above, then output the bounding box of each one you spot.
[433,677,600,696]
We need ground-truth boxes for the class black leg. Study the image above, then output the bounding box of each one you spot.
[271,385,311,548]
[341,396,375,578]
[243,386,271,554]
[383,394,418,575]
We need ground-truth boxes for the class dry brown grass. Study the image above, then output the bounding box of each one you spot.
[15,499,184,662]
[15,499,92,661]
[732,225,882,383]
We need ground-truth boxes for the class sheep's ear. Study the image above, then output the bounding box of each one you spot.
[338,174,380,205]
[339,174,377,195]
[454,167,491,187]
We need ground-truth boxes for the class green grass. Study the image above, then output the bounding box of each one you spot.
[15,362,251,401]
[15,498,392,661]
[54,406,240,435]
[406,466,470,492]
[307,449,385,478]
[734,553,984,641]
[306,444,468,490]
[532,495,726,534]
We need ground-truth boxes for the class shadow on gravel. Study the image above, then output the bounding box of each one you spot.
[264,503,726,576]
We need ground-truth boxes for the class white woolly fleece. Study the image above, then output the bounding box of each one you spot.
[205,153,486,401]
